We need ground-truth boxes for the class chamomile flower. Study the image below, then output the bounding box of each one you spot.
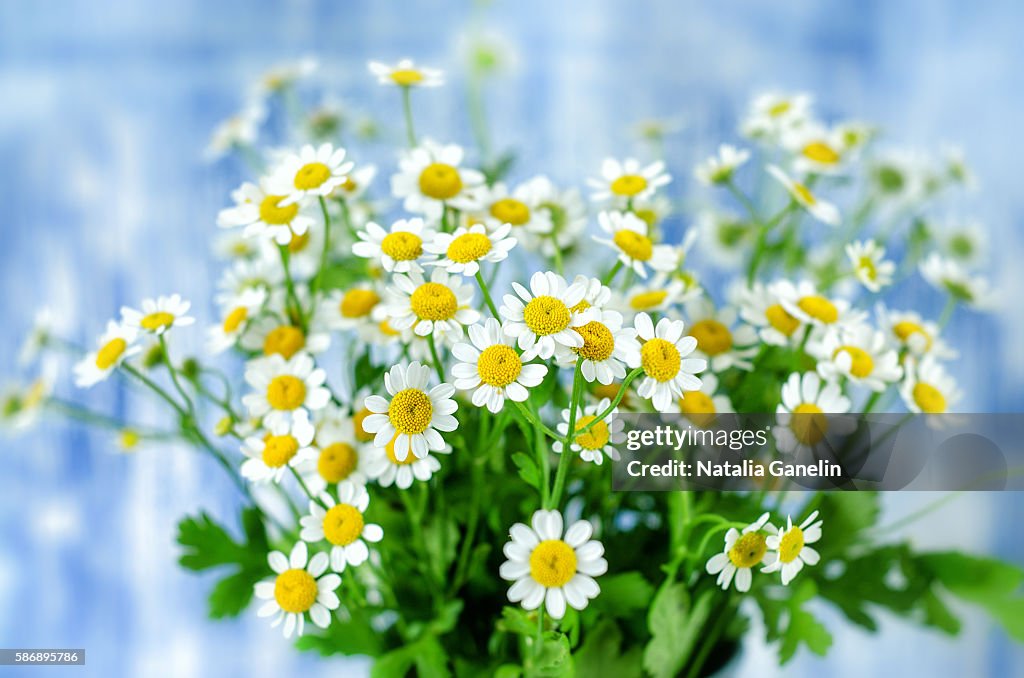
[593,211,678,279]
[242,353,331,429]
[300,410,370,493]
[678,372,735,428]
[391,139,484,220]
[240,315,331,360]
[588,158,671,204]
[320,285,384,336]
[875,305,956,359]
[936,219,987,265]
[255,57,318,97]
[554,310,639,385]
[524,178,588,257]
[254,541,341,639]
[500,271,595,360]
[845,240,894,293]
[425,222,517,277]
[623,313,706,413]
[694,144,750,185]
[613,276,688,319]
[736,282,804,346]
[552,399,624,465]
[773,280,863,332]
[500,510,607,620]
[900,356,962,414]
[477,178,554,236]
[810,324,903,392]
[365,434,451,489]
[451,318,548,413]
[767,165,840,226]
[762,512,823,585]
[384,268,480,339]
[300,482,383,572]
[269,144,353,206]
[352,218,435,274]
[207,287,268,354]
[217,180,316,246]
[205,101,266,160]
[73,322,140,387]
[741,91,813,141]
[367,59,444,88]
[696,209,756,268]
[331,163,377,202]
[1,360,55,431]
[705,512,773,592]
[120,295,195,336]
[683,297,758,372]
[240,410,317,483]
[919,253,995,309]
[361,362,458,461]
[772,372,855,457]
[783,124,847,175]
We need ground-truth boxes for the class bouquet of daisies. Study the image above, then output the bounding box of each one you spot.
[8,51,1023,678]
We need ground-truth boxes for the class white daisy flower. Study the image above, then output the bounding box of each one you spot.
[255,57,317,96]
[242,353,331,429]
[120,294,195,336]
[268,143,354,206]
[682,297,759,372]
[696,209,756,269]
[330,163,377,202]
[623,313,706,413]
[205,101,266,160]
[361,362,459,461]
[477,178,555,236]
[217,180,316,246]
[741,91,813,141]
[217,257,283,299]
[254,541,341,639]
[875,305,956,359]
[451,318,548,413]
[845,240,894,293]
[735,282,805,346]
[613,276,693,321]
[694,144,751,185]
[553,399,625,465]
[352,218,435,274]
[762,512,823,585]
[811,323,903,392]
[521,177,588,257]
[367,59,444,88]
[593,211,678,279]
[766,165,840,226]
[207,287,267,354]
[772,372,855,457]
[319,285,384,338]
[365,434,451,489]
[569,275,614,314]
[1,360,56,431]
[554,310,639,385]
[384,268,480,340]
[500,510,607,620]
[300,482,384,572]
[391,139,484,220]
[782,124,846,175]
[300,409,371,493]
[678,372,735,428]
[919,253,995,309]
[73,321,141,388]
[500,271,595,360]
[705,512,773,592]
[937,219,987,266]
[239,314,331,361]
[240,410,317,483]
[900,356,962,414]
[587,157,671,204]
[772,280,864,332]
[424,222,517,277]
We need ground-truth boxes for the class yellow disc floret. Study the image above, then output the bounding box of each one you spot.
[388,389,433,434]
[418,163,463,200]
[274,568,318,613]
[791,403,827,446]
[689,319,733,357]
[95,338,127,370]
[141,312,175,332]
[679,391,716,428]
[410,282,458,321]
[573,321,615,361]
[340,289,380,318]
[630,290,668,310]
[390,69,423,86]
[613,229,653,261]
[259,195,299,225]
[352,407,375,442]
[765,304,800,336]
[523,296,571,336]
[833,345,874,378]
[223,307,248,334]
[477,344,523,387]
[322,503,364,546]
[802,141,841,165]
[266,375,307,411]
[797,295,838,324]
[263,325,306,359]
[262,434,300,468]
[385,435,417,465]
[778,526,805,563]
[293,162,331,190]
[728,531,768,568]
[893,321,932,351]
[640,338,681,382]
[381,231,423,261]
[610,174,648,197]
[913,382,947,414]
[490,198,531,226]
[529,539,578,588]
[446,232,492,263]
[574,415,610,451]
[792,183,817,205]
[318,443,358,483]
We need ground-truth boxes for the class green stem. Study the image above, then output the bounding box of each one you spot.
[290,465,326,508]
[310,196,333,304]
[277,245,306,330]
[549,359,583,509]
[475,271,501,318]
[601,260,624,286]
[512,400,562,441]
[427,332,446,382]
[159,335,195,416]
[401,86,417,147]
[549,237,565,274]
[121,363,186,417]
[938,295,957,328]
[573,367,644,436]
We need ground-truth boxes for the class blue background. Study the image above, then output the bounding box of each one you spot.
[2,1,1023,676]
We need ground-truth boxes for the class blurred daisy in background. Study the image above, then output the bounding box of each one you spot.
[678,372,735,428]
[875,305,957,359]
[846,240,894,292]
[900,356,962,414]
[767,165,840,226]
[683,297,758,372]
[391,139,484,220]
[588,157,671,205]
[762,512,823,585]
[121,294,195,336]
[772,372,854,457]
[811,324,903,392]
[593,210,677,279]
[73,321,141,387]
[367,58,444,88]
[920,252,995,309]
[208,287,267,354]
[365,435,450,489]
[741,91,813,142]
[694,144,750,186]
[705,512,773,592]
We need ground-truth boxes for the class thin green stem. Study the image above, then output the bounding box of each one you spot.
[601,260,624,286]
[310,196,333,304]
[121,363,186,417]
[475,271,500,318]
[401,86,417,147]
[159,336,195,416]
[549,359,583,509]
[277,245,306,330]
[512,400,562,441]
[549,238,565,274]
[938,295,957,328]
[290,466,327,508]
[427,332,446,382]
[573,367,644,436]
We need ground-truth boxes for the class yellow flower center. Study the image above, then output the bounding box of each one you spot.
[529,539,577,588]
[274,568,318,613]
[266,375,306,411]
[688,319,733,357]
[797,295,838,324]
[410,282,458,321]
[141,312,175,332]
[263,325,306,359]
[679,391,716,428]
[340,289,380,318]
[259,195,299,225]
[728,532,768,568]
[388,389,433,435]
[95,338,127,370]
[610,174,648,197]
[523,296,571,336]
[477,344,522,387]
[418,163,463,200]
[833,345,874,378]
[223,306,248,334]
[341,176,358,192]
[288,229,311,253]
[317,442,358,483]
[768,100,791,117]
[791,403,827,446]
[802,141,840,165]
[765,304,800,336]
[385,435,417,465]
[446,232,492,263]
[573,415,610,451]
[893,321,932,351]
[633,208,658,228]
[630,290,668,310]
[778,526,805,563]
[262,434,300,468]
[352,407,375,442]
[913,382,947,414]
[322,503,364,546]
[378,319,401,337]
[569,299,591,314]
[119,429,140,450]
[390,69,423,86]
[490,198,531,225]
[294,162,332,190]
[640,338,681,382]
[573,321,615,361]
[857,256,877,280]
[381,232,423,261]
[613,230,653,261]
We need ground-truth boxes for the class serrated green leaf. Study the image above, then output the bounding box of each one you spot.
[573,620,642,678]
[643,584,711,678]
[758,579,832,665]
[207,569,259,619]
[498,606,537,637]
[511,452,541,490]
[532,633,573,678]
[177,512,254,570]
[592,571,655,617]
[414,636,451,678]
[918,551,1024,641]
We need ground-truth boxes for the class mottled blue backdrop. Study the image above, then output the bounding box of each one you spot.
[2,1,1023,676]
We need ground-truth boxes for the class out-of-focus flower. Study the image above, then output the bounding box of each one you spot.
[919,253,995,309]
[391,140,484,220]
[766,165,840,226]
[367,59,444,88]
[900,356,962,414]
[706,512,773,592]
[762,512,823,585]
[74,321,141,387]
[593,211,678,279]
[694,144,751,186]
[588,158,671,205]
[845,240,895,293]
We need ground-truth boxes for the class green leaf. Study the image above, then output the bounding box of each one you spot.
[177,512,254,570]
[423,517,460,577]
[498,606,538,637]
[918,551,1024,641]
[757,579,833,665]
[372,646,416,678]
[295,613,385,657]
[592,572,655,617]
[814,492,880,557]
[573,620,642,678]
[532,633,574,678]
[643,584,712,678]
[207,570,258,618]
[511,452,541,490]
[414,636,451,678]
